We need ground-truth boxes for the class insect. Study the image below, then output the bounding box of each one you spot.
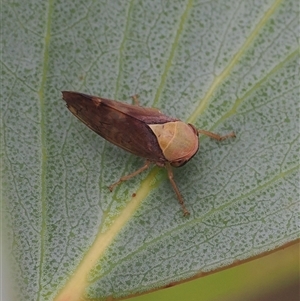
[62,91,235,216]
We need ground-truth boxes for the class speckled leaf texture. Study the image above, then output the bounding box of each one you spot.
[1,0,299,300]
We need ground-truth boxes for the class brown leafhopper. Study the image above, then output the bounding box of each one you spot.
[62,91,235,216]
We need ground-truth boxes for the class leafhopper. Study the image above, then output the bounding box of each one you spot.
[62,91,235,216]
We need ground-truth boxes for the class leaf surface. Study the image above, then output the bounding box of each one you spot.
[1,0,299,300]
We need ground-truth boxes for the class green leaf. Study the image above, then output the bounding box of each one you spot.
[2,0,299,300]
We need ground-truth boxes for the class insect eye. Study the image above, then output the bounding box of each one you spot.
[171,159,187,167]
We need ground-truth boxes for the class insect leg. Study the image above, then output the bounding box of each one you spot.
[166,163,190,216]
[131,94,140,106]
[197,129,236,141]
[109,160,151,192]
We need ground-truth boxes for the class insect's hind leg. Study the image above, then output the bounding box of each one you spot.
[109,160,151,192]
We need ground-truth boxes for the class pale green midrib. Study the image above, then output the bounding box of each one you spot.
[37,0,54,298]
[96,163,299,279]
[152,0,194,107]
[209,48,299,133]
[187,0,284,124]
[114,0,134,100]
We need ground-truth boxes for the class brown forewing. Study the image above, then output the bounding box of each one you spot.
[62,91,178,164]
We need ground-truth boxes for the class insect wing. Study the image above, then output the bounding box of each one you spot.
[104,97,178,124]
[62,91,168,163]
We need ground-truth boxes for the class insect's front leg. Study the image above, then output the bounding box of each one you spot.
[165,163,190,216]
[109,160,151,192]
[197,129,236,141]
